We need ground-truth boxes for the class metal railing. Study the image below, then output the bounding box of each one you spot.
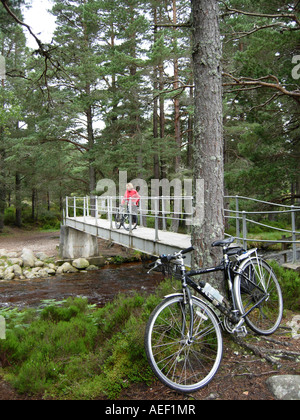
[64,195,300,262]
[64,195,194,241]
[225,196,300,263]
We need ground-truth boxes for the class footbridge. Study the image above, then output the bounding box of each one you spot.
[61,195,193,265]
[60,195,300,265]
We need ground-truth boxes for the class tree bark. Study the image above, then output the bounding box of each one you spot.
[191,0,224,285]
[0,130,5,232]
[15,171,22,228]
[173,0,181,172]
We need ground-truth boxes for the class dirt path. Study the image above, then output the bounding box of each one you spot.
[0,227,60,257]
[0,227,135,259]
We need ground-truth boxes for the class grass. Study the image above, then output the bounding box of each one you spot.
[0,280,173,400]
[0,263,299,400]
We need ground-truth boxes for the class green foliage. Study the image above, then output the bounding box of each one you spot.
[269,262,300,312]
[3,207,61,230]
[222,1,299,203]
[1,0,299,230]
[0,266,299,398]
[0,283,170,399]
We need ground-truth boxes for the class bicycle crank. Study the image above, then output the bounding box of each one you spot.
[223,317,248,337]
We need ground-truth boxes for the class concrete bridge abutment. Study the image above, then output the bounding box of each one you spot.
[59,225,99,259]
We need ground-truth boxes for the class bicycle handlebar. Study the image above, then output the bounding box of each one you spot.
[181,246,194,255]
[147,246,194,273]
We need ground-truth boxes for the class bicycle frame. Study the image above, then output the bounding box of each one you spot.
[185,258,240,327]
[168,251,270,339]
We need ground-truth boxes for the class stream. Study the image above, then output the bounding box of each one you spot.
[0,262,163,309]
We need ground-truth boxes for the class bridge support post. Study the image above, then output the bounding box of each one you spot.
[59,225,99,259]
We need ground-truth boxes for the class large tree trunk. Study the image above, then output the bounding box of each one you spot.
[173,0,181,172]
[191,0,224,286]
[0,141,5,232]
[15,171,22,228]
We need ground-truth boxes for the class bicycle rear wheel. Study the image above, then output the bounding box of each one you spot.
[234,257,283,335]
[114,210,122,229]
[144,295,223,393]
[123,213,131,230]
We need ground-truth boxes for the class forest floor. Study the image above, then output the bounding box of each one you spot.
[0,227,300,401]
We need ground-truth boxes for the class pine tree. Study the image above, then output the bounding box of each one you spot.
[191,0,224,275]
[222,0,300,204]
[0,0,26,229]
[49,0,103,194]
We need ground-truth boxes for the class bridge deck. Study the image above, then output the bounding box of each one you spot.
[65,216,192,265]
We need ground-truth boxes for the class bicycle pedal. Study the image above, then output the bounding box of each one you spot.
[235,326,248,337]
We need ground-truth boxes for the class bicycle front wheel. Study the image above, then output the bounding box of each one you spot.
[145,295,223,393]
[123,213,131,230]
[114,211,122,229]
[234,257,283,335]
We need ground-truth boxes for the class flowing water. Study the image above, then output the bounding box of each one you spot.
[0,263,163,309]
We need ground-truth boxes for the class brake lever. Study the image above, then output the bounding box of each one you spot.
[147,259,162,274]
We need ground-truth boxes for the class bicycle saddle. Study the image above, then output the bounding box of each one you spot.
[212,237,234,247]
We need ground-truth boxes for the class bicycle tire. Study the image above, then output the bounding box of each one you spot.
[144,294,223,393]
[114,211,122,229]
[234,257,283,335]
[123,213,131,230]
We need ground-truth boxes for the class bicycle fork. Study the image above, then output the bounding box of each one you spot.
[182,282,195,344]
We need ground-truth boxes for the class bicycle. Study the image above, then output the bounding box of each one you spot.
[144,237,283,393]
[114,204,137,231]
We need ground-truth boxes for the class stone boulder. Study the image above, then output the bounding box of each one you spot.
[86,264,99,271]
[21,248,36,268]
[72,258,89,270]
[35,252,49,262]
[9,258,23,267]
[12,264,22,278]
[37,268,51,278]
[266,375,300,400]
[34,260,44,268]
[56,262,78,274]
[23,270,36,280]
[7,252,18,258]
[4,267,15,281]
[0,249,7,257]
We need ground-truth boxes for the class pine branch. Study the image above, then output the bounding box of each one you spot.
[220,1,300,27]
[0,0,66,105]
[0,0,58,65]
[41,138,89,153]
[223,73,300,103]
[224,22,298,44]
[152,73,300,105]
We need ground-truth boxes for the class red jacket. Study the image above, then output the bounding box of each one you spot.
[122,189,140,206]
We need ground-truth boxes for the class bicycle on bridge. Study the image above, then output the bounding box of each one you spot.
[145,237,283,393]
[114,203,138,231]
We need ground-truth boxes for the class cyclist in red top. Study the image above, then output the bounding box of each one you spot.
[122,183,140,206]
[121,183,140,227]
